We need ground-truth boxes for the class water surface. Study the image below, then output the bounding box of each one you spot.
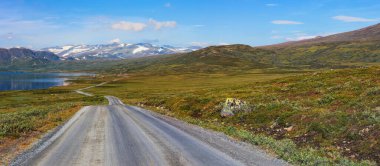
[0,72,93,91]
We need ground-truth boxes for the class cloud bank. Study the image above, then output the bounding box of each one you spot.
[148,19,177,30]
[286,35,317,41]
[111,21,147,31]
[111,19,177,31]
[332,15,377,22]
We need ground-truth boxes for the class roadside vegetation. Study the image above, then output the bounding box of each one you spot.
[0,76,106,164]
[86,66,380,165]
[2,43,379,165]
[2,22,380,166]
[3,42,380,73]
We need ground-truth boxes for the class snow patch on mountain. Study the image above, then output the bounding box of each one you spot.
[48,46,74,56]
[133,46,149,54]
[42,43,202,60]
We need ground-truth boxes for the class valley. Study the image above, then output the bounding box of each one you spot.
[0,20,379,165]
[82,67,379,165]
[43,43,200,60]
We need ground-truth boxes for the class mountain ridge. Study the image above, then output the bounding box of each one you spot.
[2,23,380,72]
[0,48,59,68]
[267,23,380,47]
[120,23,380,73]
[42,43,202,60]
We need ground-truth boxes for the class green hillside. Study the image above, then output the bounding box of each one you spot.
[19,41,377,74]
[84,66,380,165]
[2,23,380,73]
[272,41,380,66]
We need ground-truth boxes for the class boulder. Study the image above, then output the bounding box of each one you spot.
[220,98,251,117]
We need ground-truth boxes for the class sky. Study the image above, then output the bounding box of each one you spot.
[0,0,379,49]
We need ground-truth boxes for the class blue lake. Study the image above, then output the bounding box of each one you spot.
[0,72,94,91]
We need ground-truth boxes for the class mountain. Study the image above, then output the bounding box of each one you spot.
[0,48,60,68]
[43,43,201,60]
[55,45,278,74]
[4,23,380,72]
[269,23,380,47]
[110,23,380,73]
[261,23,380,65]
[153,44,275,69]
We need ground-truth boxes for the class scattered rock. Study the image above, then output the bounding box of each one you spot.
[270,121,278,129]
[284,126,294,132]
[220,98,252,117]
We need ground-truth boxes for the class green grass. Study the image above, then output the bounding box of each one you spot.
[85,66,379,165]
[0,76,106,163]
[3,42,380,74]
[1,40,380,165]
[273,41,380,65]
[0,89,104,138]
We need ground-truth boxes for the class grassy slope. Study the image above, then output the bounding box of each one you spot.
[272,41,380,66]
[85,67,379,165]
[0,76,106,164]
[1,34,379,165]
[2,41,380,73]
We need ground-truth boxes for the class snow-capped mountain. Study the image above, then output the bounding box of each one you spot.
[42,43,201,60]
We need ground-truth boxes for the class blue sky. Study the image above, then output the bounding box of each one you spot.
[0,0,379,49]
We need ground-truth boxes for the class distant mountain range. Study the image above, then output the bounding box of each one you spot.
[42,43,202,60]
[99,23,380,73]
[268,23,380,47]
[1,23,380,71]
[0,48,59,67]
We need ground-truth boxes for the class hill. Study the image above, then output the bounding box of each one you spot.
[134,45,277,73]
[113,23,380,73]
[42,43,201,60]
[0,48,60,70]
[120,41,380,73]
[84,65,380,165]
[269,23,380,47]
[2,23,380,73]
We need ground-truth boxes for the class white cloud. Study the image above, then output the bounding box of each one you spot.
[190,42,230,47]
[286,35,317,41]
[193,24,205,27]
[271,30,279,34]
[111,21,147,31]
[266,3,278,7]
[0,18,61,31]
[141,39,159,43]
[109,38,121,43]
[7,33,13,39]
[148,19,177,30]
[1,33,14,40]
[111,19,177,32]
[218,43,230,46]
[332,15,377,22]
[164,3,171,8]
[190,42,210,47]
[282,31,336,41]
[272,20,303,25]
[271,35,283,39]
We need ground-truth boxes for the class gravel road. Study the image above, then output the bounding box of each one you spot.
[13,96,287,166]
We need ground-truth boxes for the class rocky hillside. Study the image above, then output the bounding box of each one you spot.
[43,43,201,60]
[122,23,380,72]
[269,23,380,47]
[3,23,380,72]
[0,48,59,68]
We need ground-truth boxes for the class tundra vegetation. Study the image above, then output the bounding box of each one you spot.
[1,42,380,165]
[0,77,106,163]
[85,66,380,165]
